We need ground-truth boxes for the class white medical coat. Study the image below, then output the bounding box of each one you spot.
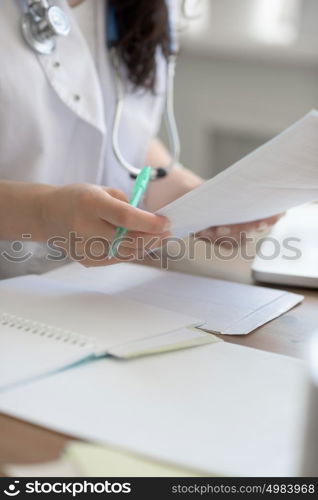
[0,0,167,277]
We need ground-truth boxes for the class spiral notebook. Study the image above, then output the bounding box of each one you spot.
[0,275,208,391]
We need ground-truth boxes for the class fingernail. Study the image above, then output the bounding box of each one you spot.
[163,221,171,232]
[216,226,231,236]
[258,222,269,232]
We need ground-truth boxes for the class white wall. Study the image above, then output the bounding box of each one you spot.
[161,0,318,178]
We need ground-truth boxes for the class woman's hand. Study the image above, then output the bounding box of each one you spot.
[144,165,281,245]
[41,183,170,266]
[196,214,282,246]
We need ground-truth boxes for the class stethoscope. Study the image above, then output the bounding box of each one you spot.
[20,0,71,55]
[18,0,198,180]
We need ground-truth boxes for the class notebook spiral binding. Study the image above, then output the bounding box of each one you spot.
[0,311,90,348]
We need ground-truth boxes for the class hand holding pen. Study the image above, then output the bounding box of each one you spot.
[40,178,170,267]
[108,167,167,259]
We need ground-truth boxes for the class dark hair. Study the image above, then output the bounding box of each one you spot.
[109,0,170,92]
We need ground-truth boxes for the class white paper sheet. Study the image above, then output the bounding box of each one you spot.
[158,111,318,237]
[46,263,303,335]
[0,275,201,350]
[0,275,207,389]
[0,343,306,477]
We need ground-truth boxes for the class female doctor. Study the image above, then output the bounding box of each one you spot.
[0,0,278,278]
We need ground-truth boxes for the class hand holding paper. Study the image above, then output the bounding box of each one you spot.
[158,111,318,238]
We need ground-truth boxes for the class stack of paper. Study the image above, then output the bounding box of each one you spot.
[46,262,303,335]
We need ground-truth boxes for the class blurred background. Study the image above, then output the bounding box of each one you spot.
[161,0,318,178]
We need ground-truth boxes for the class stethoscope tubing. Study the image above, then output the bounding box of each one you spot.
[111,49,181,181]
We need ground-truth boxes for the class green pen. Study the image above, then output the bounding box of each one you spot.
[108,166,152,259]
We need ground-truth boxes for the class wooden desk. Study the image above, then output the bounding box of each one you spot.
[1,262,317,470]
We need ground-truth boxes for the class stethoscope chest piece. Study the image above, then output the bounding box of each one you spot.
[21,2,71,55]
